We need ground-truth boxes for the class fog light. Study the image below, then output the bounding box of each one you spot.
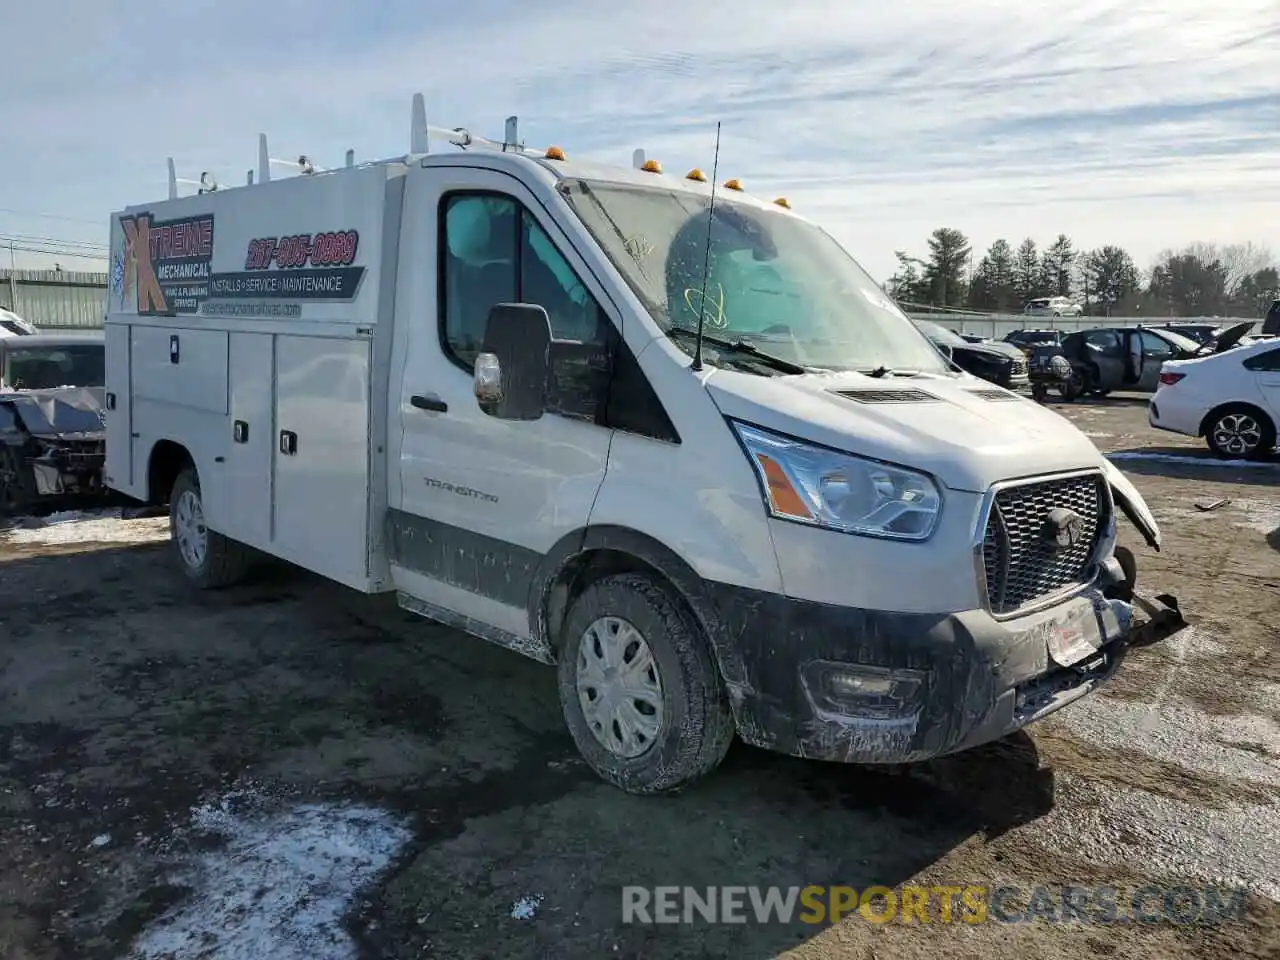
[800,661,929,720]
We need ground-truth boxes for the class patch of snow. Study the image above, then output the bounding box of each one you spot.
[1106,451,1280,469]
[1230,498,1280,535]
[1082,431,1114,438]
[2,509,169,546]
[89,833,111,848]
[128,796,412,960]
[510,894,543,920]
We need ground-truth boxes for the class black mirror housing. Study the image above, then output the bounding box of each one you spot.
[477,303,553,420]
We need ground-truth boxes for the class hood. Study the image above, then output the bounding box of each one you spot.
[956,340,1024,361]
[0,386,105,438]
[1209,321,1254,354]
[704,369,1107,493]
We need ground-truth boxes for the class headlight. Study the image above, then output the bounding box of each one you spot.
[731,421,943,541]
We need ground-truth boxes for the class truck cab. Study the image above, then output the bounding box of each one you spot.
[104,96,1185,794]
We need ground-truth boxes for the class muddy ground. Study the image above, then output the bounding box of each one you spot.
[2,395,1279,960]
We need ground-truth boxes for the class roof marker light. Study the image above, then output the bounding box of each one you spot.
[773,197,790,208]
[641,159,662,173]
[724,178,744,191]
[686,168,707,182]
[545,146,567,160]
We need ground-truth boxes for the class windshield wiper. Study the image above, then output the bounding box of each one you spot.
[860,366,923,378]
[667,327,808,375]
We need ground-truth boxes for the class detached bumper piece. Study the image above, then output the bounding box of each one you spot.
[1125,591,1187,649]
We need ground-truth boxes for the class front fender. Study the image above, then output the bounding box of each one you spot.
[1102,458,1161,551]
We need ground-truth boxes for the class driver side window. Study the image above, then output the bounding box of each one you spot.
[439,191,615,423]
[440,192,610,366]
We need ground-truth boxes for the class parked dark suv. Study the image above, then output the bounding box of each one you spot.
[914,319,1029,389]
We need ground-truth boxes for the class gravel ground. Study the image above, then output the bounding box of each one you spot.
[1,395,1279,960]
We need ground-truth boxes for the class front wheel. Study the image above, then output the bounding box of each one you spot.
[168,466,252,588]
[556,572,734,794]
[1204,407,1276,461]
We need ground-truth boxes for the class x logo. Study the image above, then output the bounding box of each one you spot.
[121,215,168,315]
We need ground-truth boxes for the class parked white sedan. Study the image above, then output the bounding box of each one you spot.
[1149,336,1280,460]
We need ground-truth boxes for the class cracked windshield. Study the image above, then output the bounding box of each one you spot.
[562,180,951,375]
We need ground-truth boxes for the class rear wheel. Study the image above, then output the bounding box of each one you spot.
[1203,405,1276,461]
[169,466,251,588]
[1057,366,1087,401]
[556,572,734,794]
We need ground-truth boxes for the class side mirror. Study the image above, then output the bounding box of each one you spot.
[475,303,552,420]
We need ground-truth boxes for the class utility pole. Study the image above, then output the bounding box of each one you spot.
[7,240,16,312]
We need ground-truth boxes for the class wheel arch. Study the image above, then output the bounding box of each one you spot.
[1197,400,1275,439]
[529,525,746,688]
[146,439,194,505]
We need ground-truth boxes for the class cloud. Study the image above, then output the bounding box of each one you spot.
[2,0,1277,279]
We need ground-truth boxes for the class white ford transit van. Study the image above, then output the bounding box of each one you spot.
[103,96,1186,794]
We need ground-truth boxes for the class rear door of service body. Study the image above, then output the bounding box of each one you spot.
[387,163,620,637]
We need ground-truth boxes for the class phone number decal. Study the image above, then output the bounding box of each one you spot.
[244,229,360,270]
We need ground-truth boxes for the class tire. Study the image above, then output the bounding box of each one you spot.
[168,466,251,588]
[1057,367,1086,402]
[556,572,735,795]
[0,446,37,517]
[1203,405,1277,462]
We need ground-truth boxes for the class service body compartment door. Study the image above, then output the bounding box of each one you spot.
[103,323,135,493]
[272,334,372,588]
[225,332,275,549]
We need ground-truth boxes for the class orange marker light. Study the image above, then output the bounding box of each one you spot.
[686,168,708,181]
[641,159,663,173]
[724,178,744,191]
[544,146,567,160]
[756,454,813,519]
[774,197,791,208]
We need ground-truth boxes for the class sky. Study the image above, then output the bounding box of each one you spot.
[1,0,1277,283]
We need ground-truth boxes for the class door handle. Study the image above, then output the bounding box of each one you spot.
[411,395,448,413]
[279,430,298,455]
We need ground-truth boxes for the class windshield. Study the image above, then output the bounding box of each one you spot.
[1149,329,1201,353]
[560,180,949,374]
[2,345,104,389]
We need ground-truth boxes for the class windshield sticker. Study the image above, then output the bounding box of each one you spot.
[682,283,730,329]
[623,235,656,281]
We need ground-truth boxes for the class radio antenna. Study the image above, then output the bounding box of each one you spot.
[690,121,722,373]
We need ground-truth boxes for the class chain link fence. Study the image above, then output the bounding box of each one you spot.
[0,270,1253,338]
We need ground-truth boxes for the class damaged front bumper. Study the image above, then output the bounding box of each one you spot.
[0,387,108,514]
[708,562,1187,765]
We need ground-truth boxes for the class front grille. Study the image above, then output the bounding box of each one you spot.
[1010,359,1028,377]
[981,472,1109,615]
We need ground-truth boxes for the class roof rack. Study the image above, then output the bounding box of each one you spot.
[165,92,552,200]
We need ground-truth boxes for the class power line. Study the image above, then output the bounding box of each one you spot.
[0,234,108,254]
[3,244,106,260]
[0,207,103,226]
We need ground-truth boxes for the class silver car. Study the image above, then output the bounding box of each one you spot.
[1024,296,1083,317]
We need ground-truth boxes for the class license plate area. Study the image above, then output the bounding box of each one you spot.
[1043,595,1109,668]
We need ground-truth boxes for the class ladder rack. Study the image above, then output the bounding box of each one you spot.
[165,92,545,200]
